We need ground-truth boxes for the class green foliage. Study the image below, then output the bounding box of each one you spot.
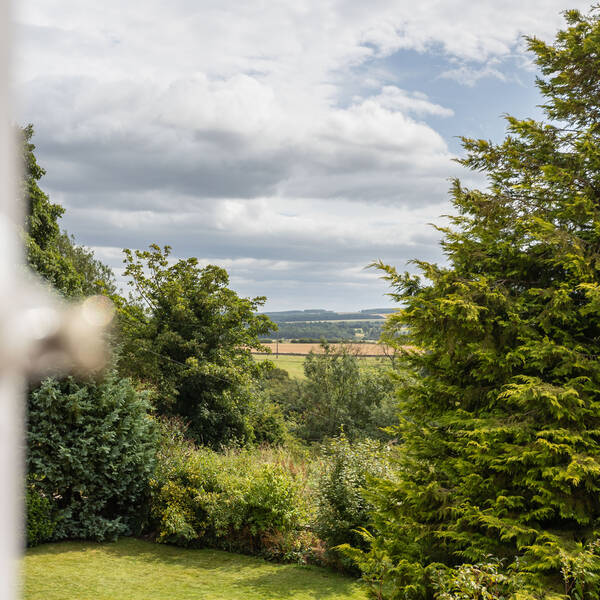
[21,125,114,297]
[354,8,600,598]
[115,244,275,448]
[55,231,117,296]
[314,435,391,568]
[248,393,289,446]
[263,320,384,342]
[25,483,55,547]
[432,562,528,600]
[558,539,600,600]
[149,420,307,553]
[27,374,158,541]
[21,124,79,296]
[278,344,397,442]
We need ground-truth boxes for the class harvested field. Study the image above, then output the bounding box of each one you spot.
[254,342,392,356]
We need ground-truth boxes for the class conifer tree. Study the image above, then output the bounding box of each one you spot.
[356,9,600,597]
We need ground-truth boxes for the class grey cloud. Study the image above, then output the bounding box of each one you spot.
[17,0,585,309]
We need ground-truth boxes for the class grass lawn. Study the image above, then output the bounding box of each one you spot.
[23,538,368,600]
[254,354,307,378]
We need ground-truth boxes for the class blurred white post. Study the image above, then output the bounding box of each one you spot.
[0,0,21,598]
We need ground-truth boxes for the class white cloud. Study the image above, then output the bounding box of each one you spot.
[14,0,590,309]
[440,61,508,87]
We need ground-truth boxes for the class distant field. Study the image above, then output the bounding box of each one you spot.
[254,354,307,378]
[255,342,391,356]
[254,353,392,379]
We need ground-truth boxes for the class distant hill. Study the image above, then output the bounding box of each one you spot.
[359,308,396,315]
[257,308,396,342]
[261,308,394,323]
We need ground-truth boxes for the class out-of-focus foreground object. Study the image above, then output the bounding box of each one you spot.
[0,2,113,596]
[0,0,20,596]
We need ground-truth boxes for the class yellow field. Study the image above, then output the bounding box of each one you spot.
[256,342,391,356]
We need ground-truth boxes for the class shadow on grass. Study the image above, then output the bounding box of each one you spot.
[28,538,364,600]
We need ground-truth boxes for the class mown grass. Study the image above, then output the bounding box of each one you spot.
[24,538,368,600]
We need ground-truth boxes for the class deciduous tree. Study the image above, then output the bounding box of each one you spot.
[21,124,115,297]
[116,244,275,447]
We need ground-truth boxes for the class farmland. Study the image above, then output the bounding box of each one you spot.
[254,352,390,379]
[255,342,392,356]
[258,308,395,341]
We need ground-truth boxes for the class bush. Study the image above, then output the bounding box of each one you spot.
[149,420,307,554]
[27,373,158,541]
[277,344,397,442]
[25,483,55,547]
[432,562,529,600]
[314,435,392,568]
[248,394,288,446]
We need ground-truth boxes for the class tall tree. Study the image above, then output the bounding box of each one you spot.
[278,344,396,442]
[22,126,153,546]
[21,124,82,295]
[21,124,115,297]
[116,244,275,447]
[355,9,600,598]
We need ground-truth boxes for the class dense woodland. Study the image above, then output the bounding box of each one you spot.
[260,320,384,342]
[22,9,600,599]
[258,310,388,342]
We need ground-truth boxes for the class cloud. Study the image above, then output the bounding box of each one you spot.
[440,61,508,87]
[14,0,591,309]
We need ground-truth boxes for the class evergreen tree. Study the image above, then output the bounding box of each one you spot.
[28,374,158,542]
[355,9,600,597]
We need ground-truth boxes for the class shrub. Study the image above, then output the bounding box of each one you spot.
[27,373,158,541]
[25,483,55,547]
[432,562,528,600]
[248,394,288,446]
[149,421,307,554]
[314,435,391,568]
[261,529,326,565]
[277,344,397,442]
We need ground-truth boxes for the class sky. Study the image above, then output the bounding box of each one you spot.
[13,1,593,311]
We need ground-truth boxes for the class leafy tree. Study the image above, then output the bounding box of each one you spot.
[278,344,396,442]
[21,124,115,297]
[116,244,275,447]
[56,231,116,296]
[27,374,158,541]
[354,8,600,597]
[21,124,82,295]
[314,435,391,570]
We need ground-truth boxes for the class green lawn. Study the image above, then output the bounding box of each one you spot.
[254,354,390,380]
[23,538,368,600]
[254,354,307,378]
